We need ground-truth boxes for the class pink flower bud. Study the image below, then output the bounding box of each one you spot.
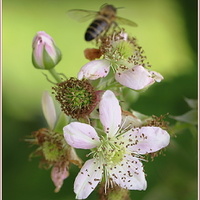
[32,31,61,69]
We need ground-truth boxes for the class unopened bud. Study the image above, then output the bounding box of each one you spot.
[32,31,61,69]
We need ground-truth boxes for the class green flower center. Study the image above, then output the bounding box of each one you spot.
[100,30,152,69]
[112,40,134,59]
[95,137,126,167]
[53,78,97,119]
[43,141,61,162]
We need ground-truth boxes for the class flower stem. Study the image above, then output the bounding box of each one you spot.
[49,68,62,83]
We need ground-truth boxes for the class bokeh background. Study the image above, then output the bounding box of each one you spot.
[3,0,198,199]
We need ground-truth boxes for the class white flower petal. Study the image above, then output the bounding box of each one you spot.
[63,122,100,149]
[78,59,110,80]
[74,159,103,199]
[125,126,170,154]
[115,65,155,90]
[149,71,164,82]
[42,91,57,130]
[99,90,121,137]
[109,156,147,190]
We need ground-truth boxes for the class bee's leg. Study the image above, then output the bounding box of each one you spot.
[97,23,119,42]
[112,22,122,33]
[112,22,120,30]
[104,22,119,36]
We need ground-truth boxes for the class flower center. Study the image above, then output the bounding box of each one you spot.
[112,40,134,59]
[99,30,152,72]
[43,141,61,161]
[53,78,97,119]
[95,137,126,167]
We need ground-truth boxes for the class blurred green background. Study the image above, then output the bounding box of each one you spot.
[3,0,197,199]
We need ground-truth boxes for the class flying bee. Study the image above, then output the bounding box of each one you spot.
[67,4,138,41]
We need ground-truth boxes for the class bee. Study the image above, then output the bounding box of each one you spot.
[67,4,138,41]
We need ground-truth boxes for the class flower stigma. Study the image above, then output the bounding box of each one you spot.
[94,135,126,167]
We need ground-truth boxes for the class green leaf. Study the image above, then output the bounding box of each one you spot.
[184,97,197,109]
[171,110,197,125]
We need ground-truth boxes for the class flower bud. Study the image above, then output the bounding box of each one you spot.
[32,31,61,69]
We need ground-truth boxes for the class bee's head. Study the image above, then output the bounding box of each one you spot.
[100,4,117,15]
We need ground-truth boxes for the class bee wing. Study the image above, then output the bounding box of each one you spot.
[116,16,138,27]
[67,9,98,22]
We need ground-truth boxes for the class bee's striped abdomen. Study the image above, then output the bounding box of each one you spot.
[85,19,108,41]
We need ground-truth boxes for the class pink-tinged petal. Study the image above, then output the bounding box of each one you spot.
[74,159,103,199]
[78,59,110,80]
[149,71,164,82]
[125,126,170,154]
[42,91,57,130]
[51,163,69,192]
[63,122,100,149]
[115,65,155,90]
[119,32,128,40]
[99,90,121,137]
[110,156,147,190]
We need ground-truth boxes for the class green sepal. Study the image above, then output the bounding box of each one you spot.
[43,47,56,69]
[53,112,69,134]
[171,110,198,125]
[184,97,197,109]
[54,45,62,64]
[32,52,44,69]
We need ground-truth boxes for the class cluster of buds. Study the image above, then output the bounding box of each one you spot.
[29,25,170,199]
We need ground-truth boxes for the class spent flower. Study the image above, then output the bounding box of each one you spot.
[32,31,62,70]
[26,91,82,192]
[63,90,170,199]
[51,161,69,192]
[52,77,99,119]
